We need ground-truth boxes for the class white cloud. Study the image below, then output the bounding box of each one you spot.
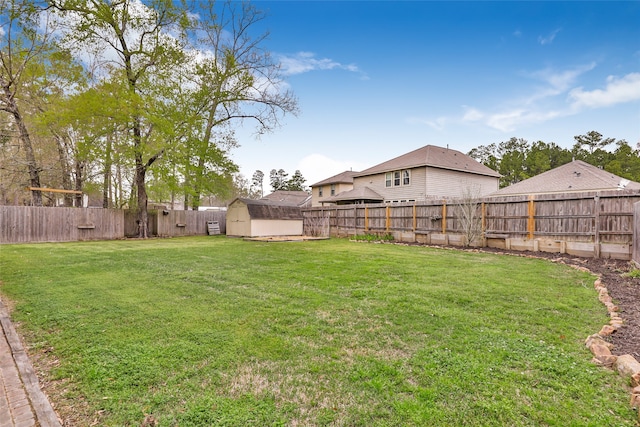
[530,63,596,92]
[570,73,640,108]
[297,154,367,186]
[538,28,561,45]
[278,51,363,77]
[486,108,566,132]
[430,63,631,133]
[462,106,484,122]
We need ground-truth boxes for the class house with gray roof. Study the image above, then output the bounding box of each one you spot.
[261,190,312,207]
[318,145,500,205]
[309,170,359,206]
[489,160,640,197]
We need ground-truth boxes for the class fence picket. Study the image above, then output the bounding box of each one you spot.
[303,190,640,260]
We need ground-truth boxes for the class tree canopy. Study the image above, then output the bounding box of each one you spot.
[468,132,639,188]
[1,0,298,237]
[269,168,308,192]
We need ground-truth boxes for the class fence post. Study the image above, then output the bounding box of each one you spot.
[633,201,640,267]
[353,206,357,236]
[365,206,369,232]
[594,194,601,258]
[528,195,535,240]
[481,201,486,247]
[413,204,417,231]
[385,205,390,232]
[442,201,447,234]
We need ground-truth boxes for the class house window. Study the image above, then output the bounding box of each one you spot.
[394,171,401,186]
[318,186,323,197]
[386,170,410,187]
[331,184,336,196]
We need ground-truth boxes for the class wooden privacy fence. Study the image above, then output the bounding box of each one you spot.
[0,206,124,243]
[634,201,640,267]
[303,190,640,260]
[0,206,226,244]
[123,209,226,237]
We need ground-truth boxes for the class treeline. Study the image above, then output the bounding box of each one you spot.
[1,1,297,237]
[468,131,640,188]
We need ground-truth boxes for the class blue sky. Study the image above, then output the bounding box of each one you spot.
[231,1,640,188]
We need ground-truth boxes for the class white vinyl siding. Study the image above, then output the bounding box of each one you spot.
[311,182,355,206]
[353,166,499,202]
[425,167,499,198]
[354,168,426,201]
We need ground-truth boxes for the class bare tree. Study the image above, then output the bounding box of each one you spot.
[455,184,483,247]
[304,210,329,237]
[184,1,299,208]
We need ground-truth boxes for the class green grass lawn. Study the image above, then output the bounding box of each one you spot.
[0,237,636,426]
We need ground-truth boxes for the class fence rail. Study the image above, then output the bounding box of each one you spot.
[303,190,640,260]
[0,206,226,244]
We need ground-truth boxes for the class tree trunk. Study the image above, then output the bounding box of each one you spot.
[4,87,42,205]
[74,160,84,207]
[116,162,124,208]
[103,134,113,208]
[134,145,163,237]
[135,155,149,238]
[192,156,205,210]
[55,135,74,206]
[192,106,217,210]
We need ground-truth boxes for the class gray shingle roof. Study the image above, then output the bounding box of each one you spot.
[261,190,311,207]
[321,187,384,203]
[310,170,359,187]
[354,145,501,178]
[490,160,640,196]
[232,198,303,220]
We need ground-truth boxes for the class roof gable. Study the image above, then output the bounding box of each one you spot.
[354,145,500,178]
[310,170,359,187]
[322,186,384,203]
[490,160,640,196]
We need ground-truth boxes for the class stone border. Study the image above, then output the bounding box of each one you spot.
[577,270,640,420]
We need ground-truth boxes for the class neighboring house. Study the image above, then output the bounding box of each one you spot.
[489,160,640,197]
[309,171,358,206]
[226,198,303,237]
[261,190,312,207]
[320,145,500,205]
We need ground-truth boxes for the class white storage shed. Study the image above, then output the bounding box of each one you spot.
[226,198,303,238]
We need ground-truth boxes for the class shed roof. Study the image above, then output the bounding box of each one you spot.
[310,170,359,187]
[231,198,303,220]
[354,145,500,178]
[489,160,640,196]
